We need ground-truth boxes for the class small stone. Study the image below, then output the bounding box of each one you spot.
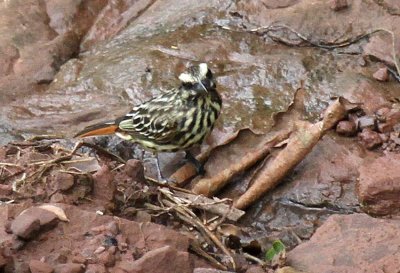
[373,67,389,82]
[91,225,106,235]
[108,246,117,255]
[97,251,115,267]
[375,107,391,122]
[124,159,145,182]
[10,214,41,240]
[358,116,376,130]
[54,172,75,192]
[105,221,119,236]
[29,260,54,273]
[71,254,86,264]
[336,120,357,136]
[330,0,348,11]
[358,128,383,149]
[53,263,84,273]
[135,211,152,223]
[50,193,67,203]
[379,133,389,142]
[94,246,105,255]
[378,108,400,133]
[0,184,13,195]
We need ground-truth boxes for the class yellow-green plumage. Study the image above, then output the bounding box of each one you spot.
[75,63,222,154]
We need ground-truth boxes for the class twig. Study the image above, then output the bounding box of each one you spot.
[70,141,126,164]
[189,241,228,271]
[243,252,267,267]
[160,189,236,270]
[169,151,210,186]
[191,130,291,197]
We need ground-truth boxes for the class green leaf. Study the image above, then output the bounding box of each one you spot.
[265,240,286,261]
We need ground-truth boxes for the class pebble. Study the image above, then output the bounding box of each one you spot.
[94,246,105,255]
[97,251,115,267]
[10,214,41,240]
[29,260,54,273]
[373,67,389,82]
[0,184,13,196]
[54,172,75,192]
[358,128,383,149]
[358,116,376,131]
[124,159,145,182]
[336,120,357,136]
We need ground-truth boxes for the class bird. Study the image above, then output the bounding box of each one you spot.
[74,63,222,181]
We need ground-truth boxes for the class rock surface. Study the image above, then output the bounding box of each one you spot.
[287,214,400,273]
[357,153,400,215]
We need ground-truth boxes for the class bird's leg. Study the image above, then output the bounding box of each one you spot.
[154,153,168,184]
[185,151,205,175]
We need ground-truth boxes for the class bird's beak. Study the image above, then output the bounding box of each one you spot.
[198,80,208,93]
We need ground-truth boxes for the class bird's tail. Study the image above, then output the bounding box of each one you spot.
[74,121,119,138]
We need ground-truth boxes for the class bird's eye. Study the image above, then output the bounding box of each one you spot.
[206,69,213,79]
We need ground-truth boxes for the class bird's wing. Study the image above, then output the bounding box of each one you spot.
[117,92,183,144]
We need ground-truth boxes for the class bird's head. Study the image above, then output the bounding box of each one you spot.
[179,63,215,92]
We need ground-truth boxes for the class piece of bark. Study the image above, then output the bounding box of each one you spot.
[234,98,348,210]
[191,131,291,197]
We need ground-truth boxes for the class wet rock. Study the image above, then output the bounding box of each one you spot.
[358,128,382,149]
[336,120,357,136]
[11,207,59,239]
[287,214,400,273]
[54,263,85,273]
[29,260,54,273]
[124,159,145,182]
[0,184,13,196]
[329,0,348,11]
[54,172,75,192]
[128,246,191,273]
[357,153,400,215]
[357,116,376,131]
[372,67,389,82]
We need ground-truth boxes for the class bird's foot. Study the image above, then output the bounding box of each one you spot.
[185,151,205,176]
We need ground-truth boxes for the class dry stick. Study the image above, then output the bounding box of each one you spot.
[161,195,236,270]
[234,98,348,210]
[191,130,291,197]
[189,242,228,271]
[170,152,209,186]
[163,199,236,270]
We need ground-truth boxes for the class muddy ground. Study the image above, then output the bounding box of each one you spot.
[1,0,400,273]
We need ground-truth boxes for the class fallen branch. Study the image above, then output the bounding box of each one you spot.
[169,152,209,186]
[191,131,291,197]
[234,98,351,210]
